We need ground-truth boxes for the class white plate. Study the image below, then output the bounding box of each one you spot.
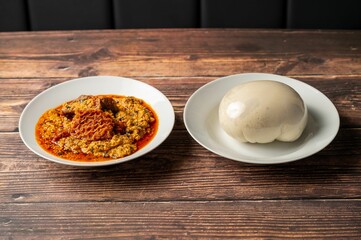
[19,76,175,167]
[184,73,340,164]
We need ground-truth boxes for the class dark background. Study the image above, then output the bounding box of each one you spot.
[1,0,361,31]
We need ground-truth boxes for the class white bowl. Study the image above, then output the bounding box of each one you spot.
[19,76,175,167]
[184,73,339,164]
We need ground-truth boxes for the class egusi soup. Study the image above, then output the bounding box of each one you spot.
[35,95,158,162]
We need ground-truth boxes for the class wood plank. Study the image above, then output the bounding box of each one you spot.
[1,200,361,239]
[0,29,360,78]
[0,53,360,78]
[0,129,360,203]
[1,29,360,239]
[0,29,360,55]
[1,75,359,132]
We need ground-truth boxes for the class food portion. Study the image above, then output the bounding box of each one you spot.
[36,95,157,161]
[219,80,307,143]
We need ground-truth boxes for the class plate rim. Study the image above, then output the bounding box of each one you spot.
[183,73,340,164]
[19,75,175,167]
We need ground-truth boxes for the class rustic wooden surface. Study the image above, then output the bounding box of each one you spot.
[0,29,360,239]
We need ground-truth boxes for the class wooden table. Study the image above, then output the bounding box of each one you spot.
[0,29,360,239]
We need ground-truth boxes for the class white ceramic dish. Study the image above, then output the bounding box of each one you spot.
[19,76,175,167]
[184,73,340,164]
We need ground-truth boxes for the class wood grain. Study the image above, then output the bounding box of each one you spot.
[1,29,360,239]
[0,29,361,78]
[1,201,361,239]
[0,129,360,203]
[0,75,360,132]
[0,29,360,55]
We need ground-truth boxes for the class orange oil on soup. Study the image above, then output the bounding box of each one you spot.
[35,95,158,162]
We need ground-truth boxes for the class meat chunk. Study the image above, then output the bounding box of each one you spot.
[52,131,70,143]
[62,109,75,119]
[113,121,126,135]
[61,95,101,117]
[100,97,119,114]
[70,109,115,141]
